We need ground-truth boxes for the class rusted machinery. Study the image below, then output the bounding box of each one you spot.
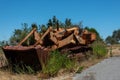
[2,26,96,70]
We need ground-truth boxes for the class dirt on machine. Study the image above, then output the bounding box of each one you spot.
[2,26,96,70]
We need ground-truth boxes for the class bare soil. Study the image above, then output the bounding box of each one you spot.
[107,45,120,57]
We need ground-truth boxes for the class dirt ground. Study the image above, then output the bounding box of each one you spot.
[0,71,38,80]
[107,45,120,57]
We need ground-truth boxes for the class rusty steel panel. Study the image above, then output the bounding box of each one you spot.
[2,46,49,70]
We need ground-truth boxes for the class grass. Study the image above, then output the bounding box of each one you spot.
[41,50,77,77]
[0,70,38,80]
[76,66,84,73]
[0,48,38,80]
[13,64,35,74]
[92,41,108,58]
[0,47,3,54]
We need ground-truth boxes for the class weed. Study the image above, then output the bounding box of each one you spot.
[12,64,35,74]
[76,66,84,73]
[92,41,108,58]
[109,46,113,57]
[42,50,76,76]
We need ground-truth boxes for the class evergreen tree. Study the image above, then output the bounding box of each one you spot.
[105,29,120,44]
[65,18,72,27]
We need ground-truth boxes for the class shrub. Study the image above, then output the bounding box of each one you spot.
[92,41,108,58]
[42,50,76,76]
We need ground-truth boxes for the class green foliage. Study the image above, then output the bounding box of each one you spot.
[39,24,47,33]
[9,23,39,46]
[85,27,102,41]
[25,66,35,74]
[47,16,73,28]
[14,64,25,74]
[105,36,118,45]
[13,64,35,74]
[105,29,120,44]
[63,56,75,70]
[92,41,108,58]
[42,50,75,76]
[10,23,30,45]
[47,19,53,27]
[47,16,59,28]
[0,41,8,46]
[76,66,84,73]
[65,18,72,27]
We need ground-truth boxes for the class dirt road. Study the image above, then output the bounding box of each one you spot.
[73,56,120,80]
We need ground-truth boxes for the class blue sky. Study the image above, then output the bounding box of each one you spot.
[0,0,120,41]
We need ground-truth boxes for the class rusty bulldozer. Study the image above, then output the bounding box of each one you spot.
[2,26,96,70]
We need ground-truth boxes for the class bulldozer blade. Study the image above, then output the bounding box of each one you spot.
[2,46,49,70]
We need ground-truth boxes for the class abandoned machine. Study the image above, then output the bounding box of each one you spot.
[2,26,96,69]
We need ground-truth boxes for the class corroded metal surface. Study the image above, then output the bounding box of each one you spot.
[2,46,49,70]
[2,26,96,70]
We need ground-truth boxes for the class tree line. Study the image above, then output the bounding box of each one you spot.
[0,16,101,46]
[105,29,120,45]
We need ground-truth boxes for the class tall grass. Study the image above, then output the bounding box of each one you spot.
[13,64,35,74]
[42,50,76,76]
[92,41,108,58]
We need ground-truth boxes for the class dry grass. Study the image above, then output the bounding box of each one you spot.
[79,57,104,71]
[0,70,38,80]
[107,44,120,57]
[0,48,39,80]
